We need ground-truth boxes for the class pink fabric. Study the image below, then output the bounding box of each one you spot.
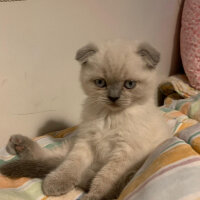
[180,0,200,90]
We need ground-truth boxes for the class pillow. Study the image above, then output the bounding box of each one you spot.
[180,0,200,90]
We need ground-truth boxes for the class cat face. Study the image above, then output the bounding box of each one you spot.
[76,41,160,111]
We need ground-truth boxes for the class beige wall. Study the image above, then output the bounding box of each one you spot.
[0,0,183,146]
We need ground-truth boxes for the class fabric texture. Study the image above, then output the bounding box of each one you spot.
[180,0,200,90]
[159,74,200,122]
[159,74,199,99]
[165,93,200,122]
[1,110,200,199]
[0,127,83,200]
[118,108,200,200]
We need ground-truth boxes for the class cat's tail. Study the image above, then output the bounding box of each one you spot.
[0,158,60,179]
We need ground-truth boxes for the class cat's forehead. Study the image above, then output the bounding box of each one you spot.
[91,47,144,81]
[100,61,130,81]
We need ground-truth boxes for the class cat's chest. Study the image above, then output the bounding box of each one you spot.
[91,129,125,163]
[84,112,134,142]
[89,115,131,157]
[101,113,127,130]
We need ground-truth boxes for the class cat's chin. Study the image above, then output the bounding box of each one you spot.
[105,103,125,112]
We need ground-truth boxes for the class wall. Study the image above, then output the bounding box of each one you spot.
[0,0,183,146]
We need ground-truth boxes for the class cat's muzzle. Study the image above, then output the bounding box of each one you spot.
[108,96,120,102]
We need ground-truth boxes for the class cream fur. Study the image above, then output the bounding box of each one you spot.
[2,40,171,200]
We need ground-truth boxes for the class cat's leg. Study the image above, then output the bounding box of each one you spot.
[6,134,52,159]
[82,147,135,200]
[42,141,93,196]
[0,134,70,178]
[78,167,97,192]
[6,134,70,160]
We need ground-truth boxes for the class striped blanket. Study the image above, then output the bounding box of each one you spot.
[1,109,200,200]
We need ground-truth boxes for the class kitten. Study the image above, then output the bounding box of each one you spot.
[0,40,171,200]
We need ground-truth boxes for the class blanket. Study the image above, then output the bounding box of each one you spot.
[1,109,200,200]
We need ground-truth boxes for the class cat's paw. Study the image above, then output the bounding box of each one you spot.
[42,173,75,196]
[6,134,35,158]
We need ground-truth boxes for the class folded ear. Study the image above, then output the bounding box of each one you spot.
[137,43,160,69]
[75,43,98,64]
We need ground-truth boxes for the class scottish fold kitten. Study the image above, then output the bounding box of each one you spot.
[0,40,171,200]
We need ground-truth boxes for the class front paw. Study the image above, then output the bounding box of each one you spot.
[42,172,75,196]
[6,134,33,157]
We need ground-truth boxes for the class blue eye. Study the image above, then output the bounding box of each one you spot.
[94,79,106,88]
[124,80,136,89]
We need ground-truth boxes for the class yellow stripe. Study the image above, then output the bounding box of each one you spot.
[192,137,200,154]
[33,135,50,141]
[165,110,185,118]
[177,120,197,132]
[0,175,30,189]
[48,126,77,138]
[180,102,191,115]
[118,144,198,200]
[41,197,48,200]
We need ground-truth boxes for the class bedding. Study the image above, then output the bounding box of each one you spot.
[160,74,200,122]
[159,74,199,99]
[1,106,200,200]
[0,127,83,200]
[165,93,200,122]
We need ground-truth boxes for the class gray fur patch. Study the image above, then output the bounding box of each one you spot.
[75,43,98,63]
[108,83,121,99]
[137,43,160,68]
[0,158,61,178]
